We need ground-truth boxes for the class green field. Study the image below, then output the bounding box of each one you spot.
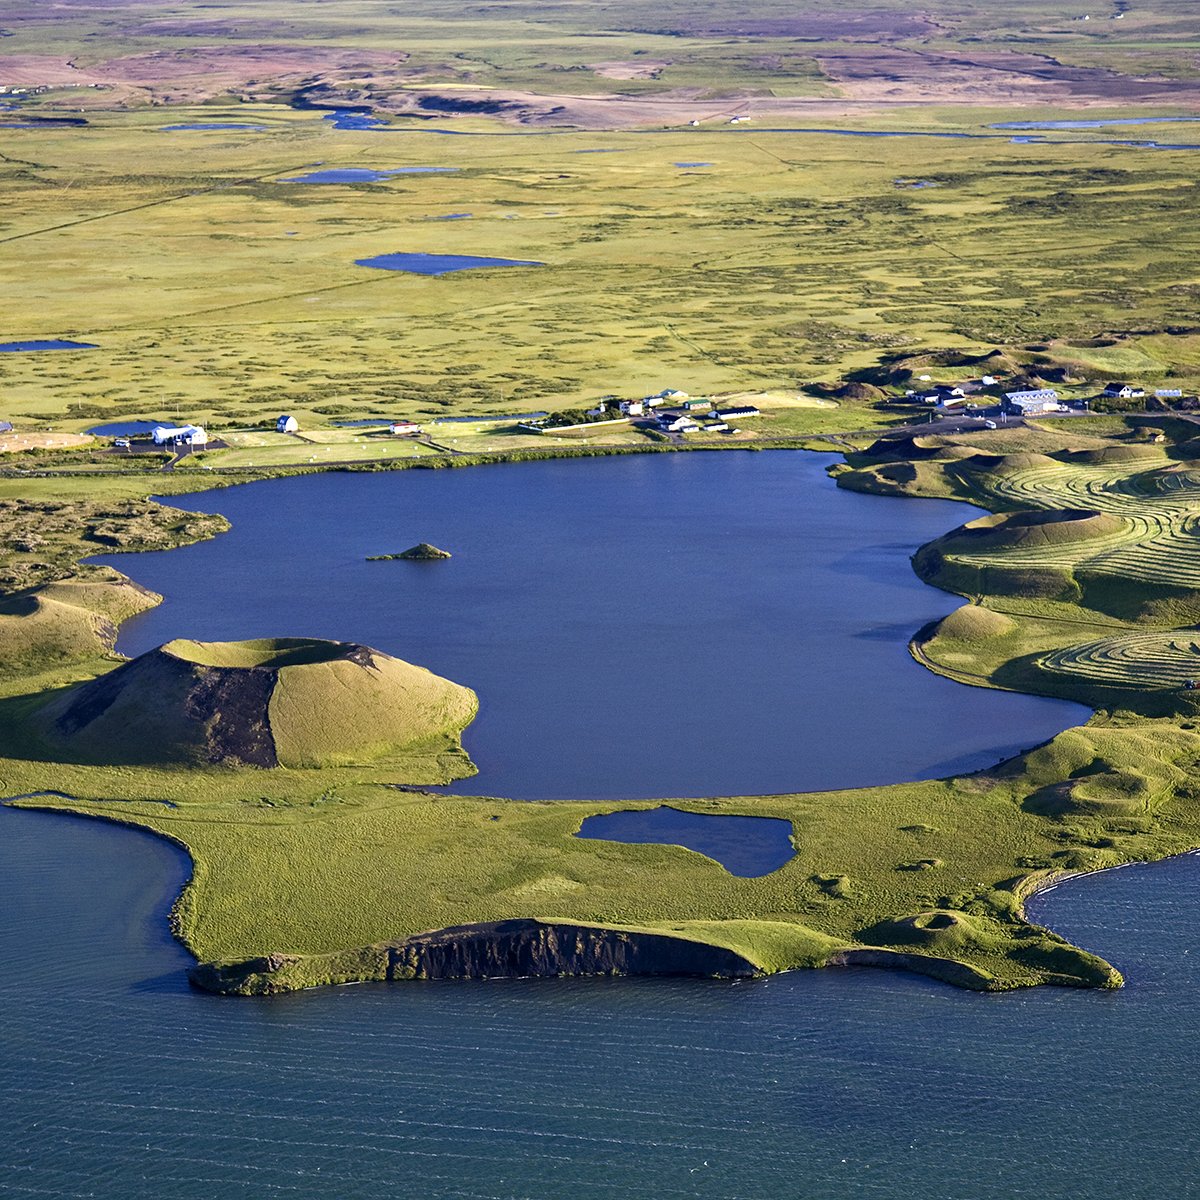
[3,103,1200,439]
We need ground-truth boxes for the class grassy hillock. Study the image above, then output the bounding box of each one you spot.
[24,637,478,773]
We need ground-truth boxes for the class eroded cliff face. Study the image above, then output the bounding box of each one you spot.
[188,919,762,995]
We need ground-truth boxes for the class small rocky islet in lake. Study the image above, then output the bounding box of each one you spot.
[367,542,452,561]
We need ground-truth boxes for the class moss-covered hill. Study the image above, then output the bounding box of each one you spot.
[25,636,478,771]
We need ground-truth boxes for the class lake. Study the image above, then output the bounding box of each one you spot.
[2,802,1198,1199]
[0,339,98,352]
[576,806,796,876]
[97,452,1087,799]
[355,251,545,275]
[990,116,1200,130]
[87,419,168,437]
[282,166,459,183]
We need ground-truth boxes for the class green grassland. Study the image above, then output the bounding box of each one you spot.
[3,104,1200,440]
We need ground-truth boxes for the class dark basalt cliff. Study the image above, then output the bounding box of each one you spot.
[189,919,762,995]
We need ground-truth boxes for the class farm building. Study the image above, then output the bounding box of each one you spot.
[619,399,645,417]
[151,424,207,446]
[1004,389,1061,416]
[713,405,760,420]
[277,414,299,433]
[390,421,422,436]
[659,413,700,433]
[1103,383,1145,399]
[643,389,688,408]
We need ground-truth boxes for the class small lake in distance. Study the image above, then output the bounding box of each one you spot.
[0,339,98,352]
[98,452,1088,799]
[355,251,545,274]
[283,166,459,183]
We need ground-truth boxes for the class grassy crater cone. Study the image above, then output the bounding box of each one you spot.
[32,637,477,769]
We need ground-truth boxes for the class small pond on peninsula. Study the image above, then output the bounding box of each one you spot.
[576,807,795,876]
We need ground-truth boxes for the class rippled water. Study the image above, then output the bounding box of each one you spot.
[3,805,1198,1199]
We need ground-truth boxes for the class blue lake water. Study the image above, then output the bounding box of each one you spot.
[0,339,97,352]
[2,802,1199,1199]
[282,166,458,183]
[322,108,389,130]
[355,251,545,275]
[675,161,712,167]
[87,419,167,437]
[429,211,473,219]
[95,452,1087,800]
[576,807,796,876]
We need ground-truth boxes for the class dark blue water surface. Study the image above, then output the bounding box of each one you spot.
[675,161,712,167]
[97,452,1086,800]
[2,803,1199,1200]
[282,166,458,183]
[577,807,796,876]
[356,251,545,275]
[0,339,97,352]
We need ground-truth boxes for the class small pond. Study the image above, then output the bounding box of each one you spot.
[282,166,458,183]
[675,161,712,167]
[0,339,98,352]
[355,251,545,275]
[576,807,795,876]
[86,419,168,437]
[322,109,389,131]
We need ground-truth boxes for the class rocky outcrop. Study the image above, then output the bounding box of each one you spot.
[188,919,762,995]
